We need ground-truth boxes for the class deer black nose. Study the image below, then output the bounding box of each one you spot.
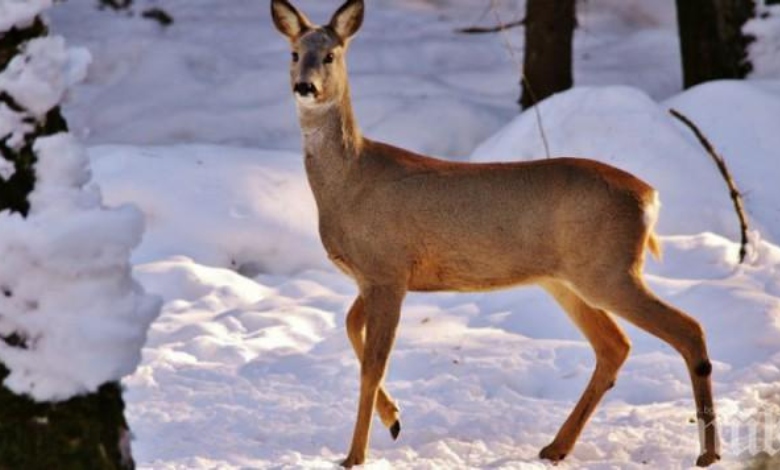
[294,82,317,97]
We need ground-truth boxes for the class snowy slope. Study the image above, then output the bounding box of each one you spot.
[43,0,780,468]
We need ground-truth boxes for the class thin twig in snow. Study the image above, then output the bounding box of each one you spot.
[669,108,750,263]
[483,0,551,158]
[455,18,525,34]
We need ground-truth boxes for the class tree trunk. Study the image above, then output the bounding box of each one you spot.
[520,0,576,109]
[0,17,134,470]
[0,365,132,469]
[675,0,756,89]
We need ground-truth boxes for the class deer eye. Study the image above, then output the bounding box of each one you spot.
[291,52,299,62]
[324,52,334,64]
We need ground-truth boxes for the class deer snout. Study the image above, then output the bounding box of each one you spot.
[294,82,318,97]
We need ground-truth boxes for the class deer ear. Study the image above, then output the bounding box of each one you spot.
[329,0,364,41]
[271,0,312,40]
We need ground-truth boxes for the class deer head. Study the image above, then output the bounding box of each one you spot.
[271,0,364,108]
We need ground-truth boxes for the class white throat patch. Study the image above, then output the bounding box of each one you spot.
[295,94,319,108]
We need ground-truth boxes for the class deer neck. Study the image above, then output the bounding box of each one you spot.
[297,87,362,157]
[297,88,363,206]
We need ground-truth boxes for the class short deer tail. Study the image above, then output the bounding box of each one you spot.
[644,191,662,260]
[647,232,662,260]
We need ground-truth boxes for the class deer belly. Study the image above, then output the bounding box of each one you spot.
[407,253,538,292]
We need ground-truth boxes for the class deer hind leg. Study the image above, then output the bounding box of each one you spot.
[345,296,401,439]
[578,273,720,467]
[539,280,631,463]
[342,284,405,468]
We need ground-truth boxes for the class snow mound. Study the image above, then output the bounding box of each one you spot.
[471,84,780,247]
[88,144,325,275]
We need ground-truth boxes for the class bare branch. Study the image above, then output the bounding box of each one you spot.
[455,18,524,34]
[669,108,750,263]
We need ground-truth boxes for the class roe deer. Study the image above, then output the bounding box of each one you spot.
[271,0,720,467]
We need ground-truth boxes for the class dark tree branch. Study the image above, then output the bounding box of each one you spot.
[455,18,524,34]
[142,8,174,27]
[669,108,750,263]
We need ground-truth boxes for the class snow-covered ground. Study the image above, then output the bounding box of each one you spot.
[44,0,780,468]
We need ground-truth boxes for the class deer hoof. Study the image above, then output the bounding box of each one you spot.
[390,420,401,440]
[696,451,721,467]
[539,443,568,463]
[340,454,363,468]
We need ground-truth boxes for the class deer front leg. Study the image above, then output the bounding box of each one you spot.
[346,296,402,439]
[341,284,405,468]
